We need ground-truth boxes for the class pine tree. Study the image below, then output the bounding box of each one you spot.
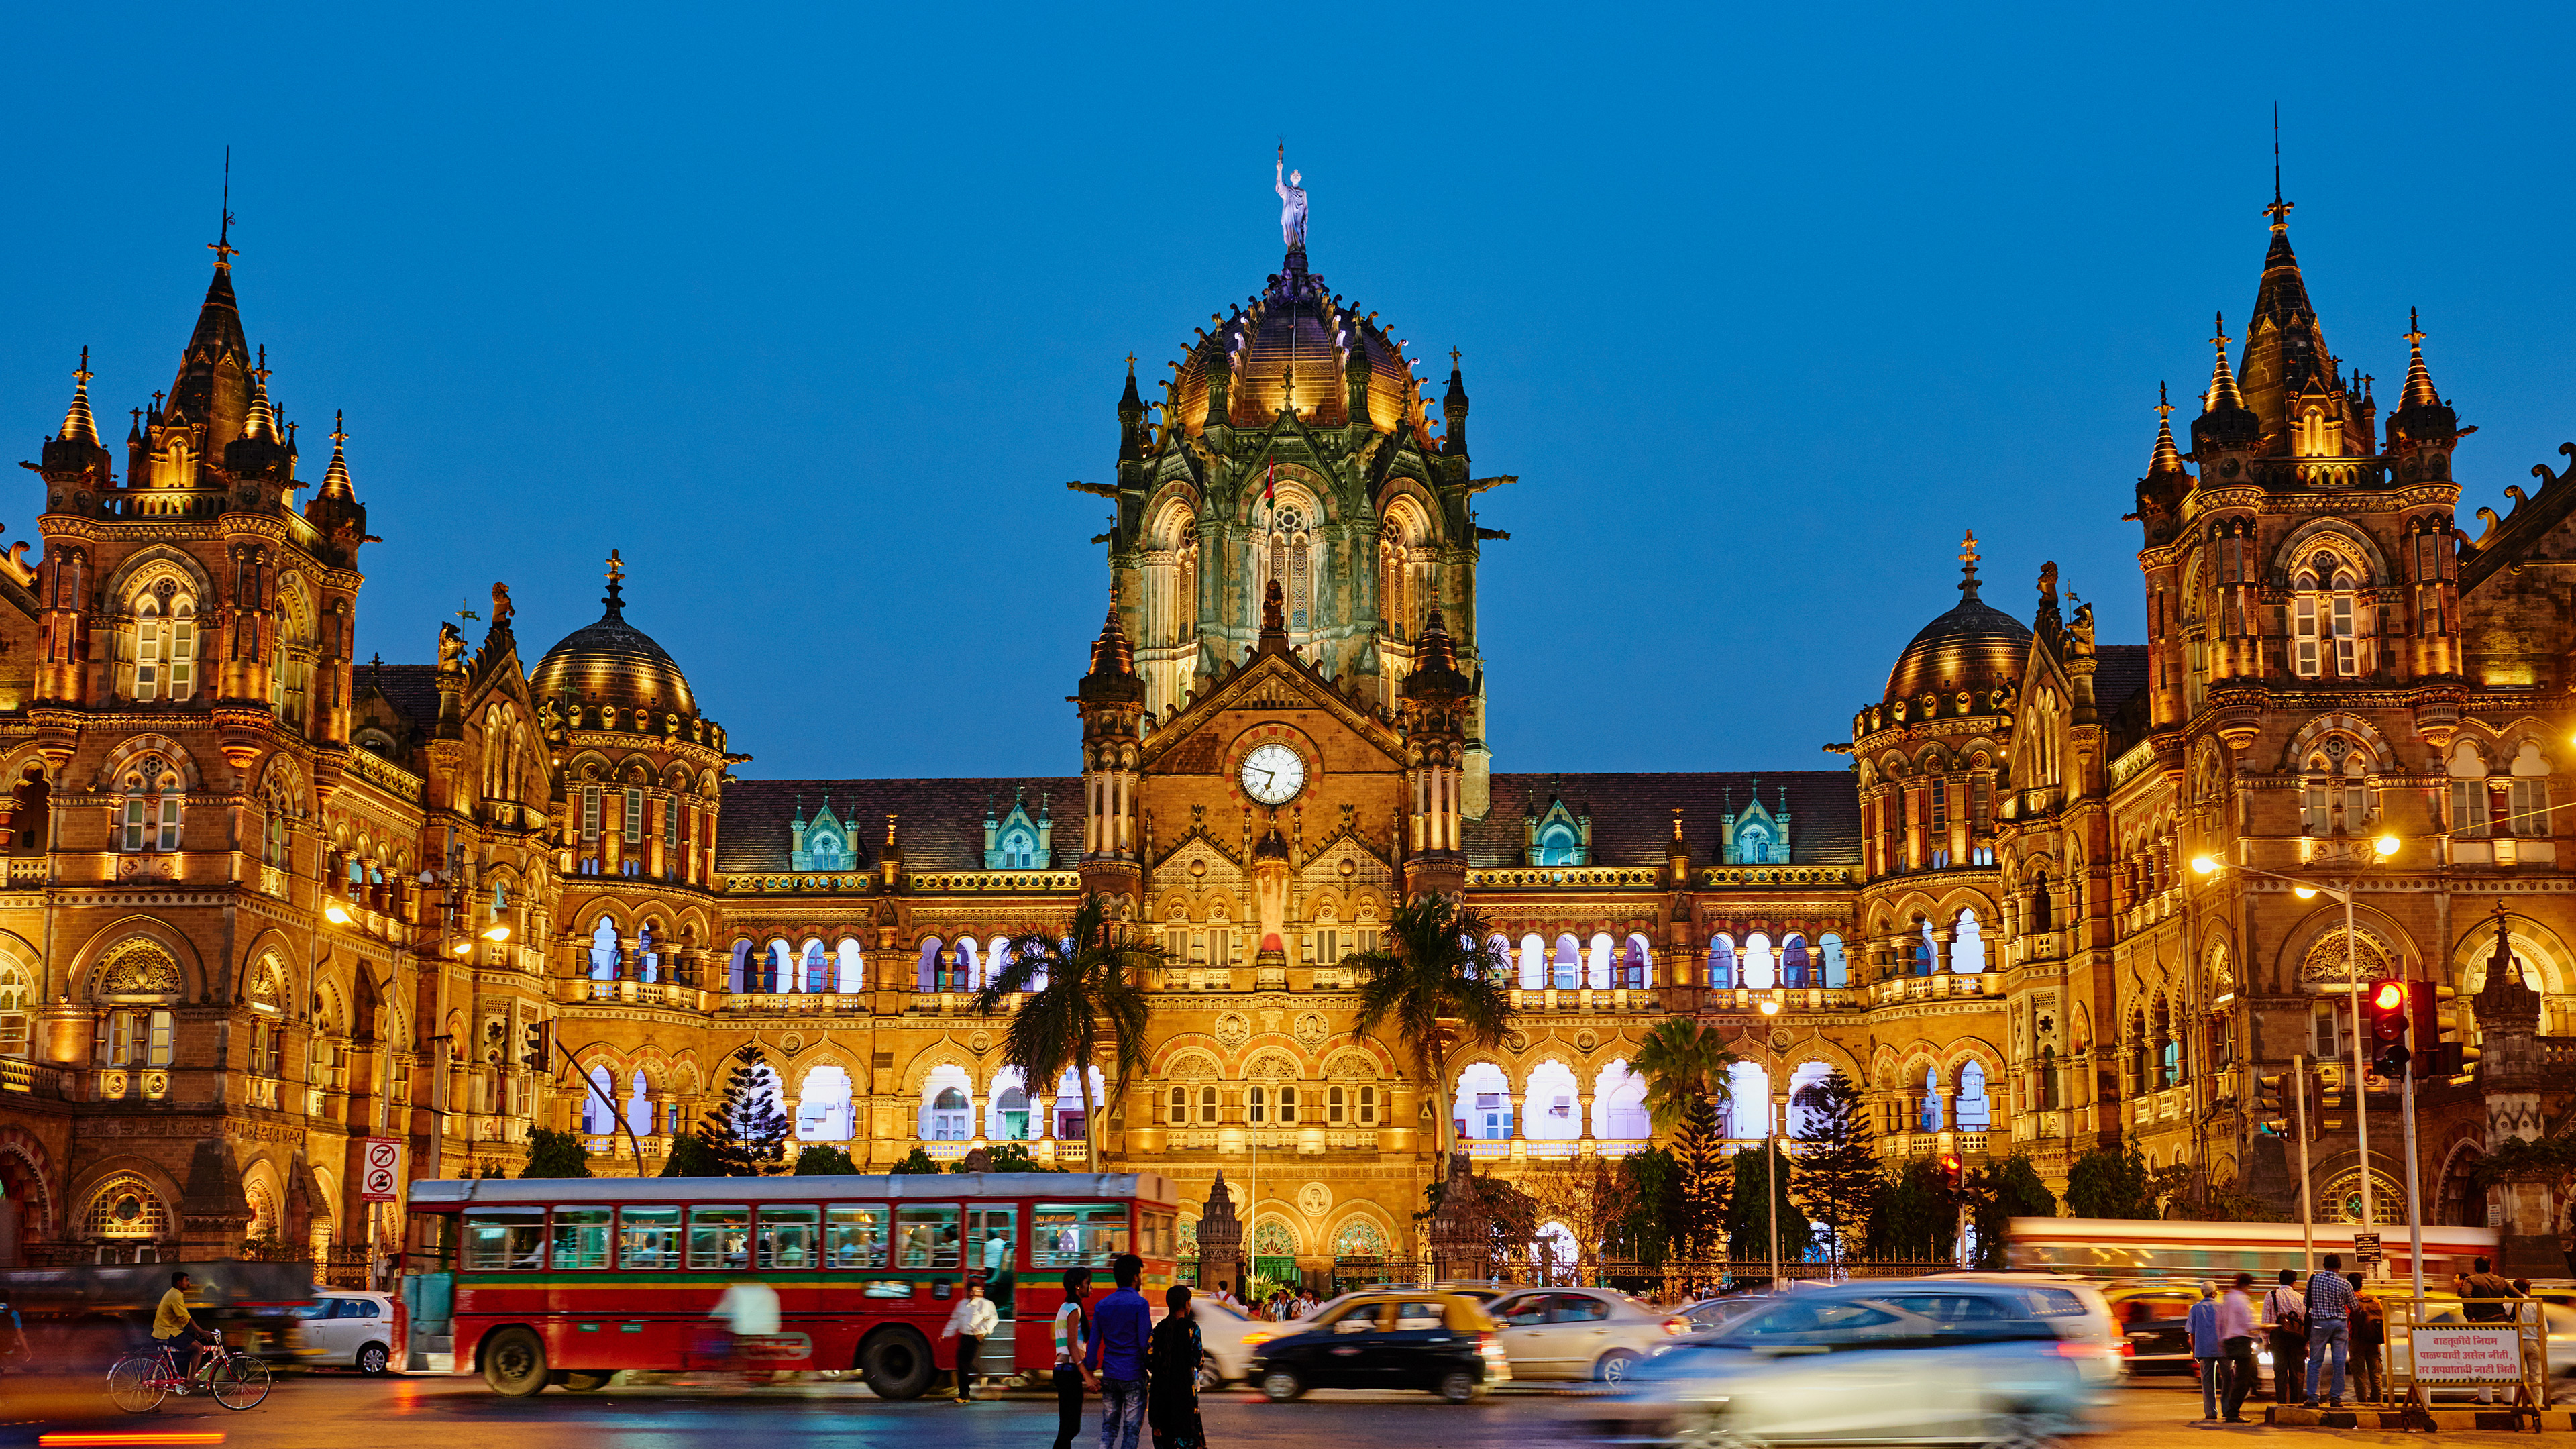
[1789,1068,1880,1267]
[1603,1147,1680,1267]
[1667,1093,1730,1259]
[1725,1140,1811,1273]
[521,1127,592,1179]
[696,1044,789,1176]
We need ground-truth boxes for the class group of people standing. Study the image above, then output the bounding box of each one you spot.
[2186,1252,2529,1421]
[1042,1253,1205,1449]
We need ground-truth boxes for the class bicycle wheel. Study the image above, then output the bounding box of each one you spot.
[106,1354,168,1413]
[209,1355,272,1410]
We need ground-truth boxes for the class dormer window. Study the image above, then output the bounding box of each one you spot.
[810,832,843,869]
[120,757,181,852]
[998,828,1036,869]
[2292,556,2361,679]
[1534,821,1581,867]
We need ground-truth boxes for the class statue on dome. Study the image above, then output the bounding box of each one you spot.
[1275,146,1307,251]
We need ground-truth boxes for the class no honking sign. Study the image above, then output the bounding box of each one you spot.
[360,1138,406,1203]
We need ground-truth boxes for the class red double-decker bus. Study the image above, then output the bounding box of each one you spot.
[398,1171,1181,1397]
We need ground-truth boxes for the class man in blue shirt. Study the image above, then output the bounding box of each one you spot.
[2187,1281,2226,1424]
[1085,1253,1150,1449]
[2303,1252,2357,1409]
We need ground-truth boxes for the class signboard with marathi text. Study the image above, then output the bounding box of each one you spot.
[2388,1297,2548,1411]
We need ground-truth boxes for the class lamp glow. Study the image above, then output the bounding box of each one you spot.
[2191,856,2220,875]
[482,925,511,941]
[2294,885,2318,900]
[451,941,472,956]
[2374,834,2401,857]
[1760,995,1782,1016]
[322,902,351,925]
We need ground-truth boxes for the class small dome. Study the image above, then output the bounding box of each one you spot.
[1169,254,1417,436]
[531,580,698,716]
[1883,550,2030,706]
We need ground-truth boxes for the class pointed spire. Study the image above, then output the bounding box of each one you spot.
[319,410,354,498]
[1117,353,1147,461]
[602,549,627,619]
[59,347,99,446]
[2148,382,2186,476]
[2400,307,2439,408]
[2204,313,2245,411]
[1079,578,1142,706]
[1441,347,1470,456]
[1402,606,1472,702]
[241,344,278,441]
[1957,529,1982,602]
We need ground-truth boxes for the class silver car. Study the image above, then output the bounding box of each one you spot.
[1487,1286,1691,1383]
[1579,1282,2116,1448]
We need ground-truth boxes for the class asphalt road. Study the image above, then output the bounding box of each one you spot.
[3,1370,2570,1448]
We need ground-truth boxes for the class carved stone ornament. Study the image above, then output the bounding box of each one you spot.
[1215,1012,1250,1046]
[1575,1029,1598,1053]
[97,940,181,998]
[1293,1012,1328,1046]
[970,1031,993,1055]
[1297,1181,1331,1218]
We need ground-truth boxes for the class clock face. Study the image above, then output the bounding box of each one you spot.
[1239,743,1307,805]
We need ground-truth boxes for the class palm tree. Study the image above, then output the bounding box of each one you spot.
[1631,1016,1737,1134]
[1345,892,1514,1161]
[982,894,1162,1172]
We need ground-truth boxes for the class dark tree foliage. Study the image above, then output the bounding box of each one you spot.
[1416,1159,1541,1277]
[1725,1140,1811,1269]
[961,1142,1060,1173]
[1967,1155,2057,1269]
[889,1146,941,1175]
[792,1144,858,1176]
[1667,1093,1730,1257]
[1866,1158,1960,1261]
[2065,1146,2155,1219]
[520,1128,592,1179]
[1601,1146,1680,1266]
[659,1132,724,1177]
[691,1044,790,1176]
[1788,1069,1879,1265]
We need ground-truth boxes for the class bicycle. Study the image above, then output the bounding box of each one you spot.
[107,1328,273,1412]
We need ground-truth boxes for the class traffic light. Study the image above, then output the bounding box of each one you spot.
[2310,1063,2342,1128]
[2255,1061,2304,1137]
[2410,981,2475,1079]
[1937,1153,1964,1190]
[522,1019,551,1073]
[2367,978,2412,1076]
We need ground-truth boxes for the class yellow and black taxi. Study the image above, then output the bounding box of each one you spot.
[1252,1289,1508,1403]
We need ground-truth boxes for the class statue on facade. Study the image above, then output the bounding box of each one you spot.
[1275,146,1307,251]
[1263,578,1287,634]
[436,621,466,672]
[490,581,515,627]
[2037,561,2059,608]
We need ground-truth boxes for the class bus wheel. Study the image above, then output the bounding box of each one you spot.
[859,1330,936,1401]
[562,1371,611,1393]
[482,1328,549,1397]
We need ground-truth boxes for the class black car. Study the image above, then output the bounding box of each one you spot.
[1252,1291,1510,1403]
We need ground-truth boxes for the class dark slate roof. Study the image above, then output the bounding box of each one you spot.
[2092,644,2150,714]
[359,663,443,729]
[1466,771,1860,869]
[718,777,1082,874]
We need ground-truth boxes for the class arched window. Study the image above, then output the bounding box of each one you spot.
[0,963,26,1057]
[2292,557,2361,679]
[1737,822,1772,865]
[998,826,1038,869]
[796,1065,854,1141]
[119,757,182,853]
[131,586,197,702]
[928,1087,971,1140]
[624,1069,653,1137]
[810,830,843,869]
[1913,922,1937,977]
[1780,934,1811,987]
[1707,934,1737,989]
[836,938,865,993]
[1534,821,1581,867]
[1951,910,1987,974]
[2303,738,2373,837]
[637,922,659,983]
[727,940,751,993]
[1742,933,1776,989]
[1957,1062,1990,1129]
[1551,934,1580,991]
[588,918,619,981]
[84,1175,169,1243]
[802,941,828,994]
[1819,933,1847,987]
[582,1065,617,1135]
[1919,1065,1943,1132]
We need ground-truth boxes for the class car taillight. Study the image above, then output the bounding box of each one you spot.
[2058,1340,2116,1360]
[1662,1316,1688,1336]
[1479,1331,1505,1358]
[1241,1332,1275,1348]
[2118,1340,2135,1357]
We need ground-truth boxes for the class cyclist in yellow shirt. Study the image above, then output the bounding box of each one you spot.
[152,1272,217,1383]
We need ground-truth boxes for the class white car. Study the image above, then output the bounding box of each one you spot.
[1485,1286,1690,1382]
[1157,1295,1284,1389]
[292,1289,399,1375]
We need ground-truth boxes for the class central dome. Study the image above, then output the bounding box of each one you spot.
[531,579,698,716]
[1883,561,2031,706]
[1169,253,1419,436]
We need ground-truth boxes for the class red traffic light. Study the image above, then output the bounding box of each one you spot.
[2372,981,2407,1011]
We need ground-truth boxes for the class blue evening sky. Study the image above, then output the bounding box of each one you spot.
[5,3,2572,782]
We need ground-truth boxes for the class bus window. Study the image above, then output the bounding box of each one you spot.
[827,1204,888,1267]
[1034,1203,1130,1266]
[760,1205,819,1269]
[553,1208,612,1270]
[896,1205,961,1268]
[620,1206,680,1269]
[688,1205,751,1271]
[464,1210,545,1271]
[967,1206,1016,1276]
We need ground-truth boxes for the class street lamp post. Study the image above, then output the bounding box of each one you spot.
[1760,994,1782,1291]
[2194,833,2400,1273]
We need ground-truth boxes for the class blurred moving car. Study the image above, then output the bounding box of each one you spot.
[1252,1291,1507,1403]
[2102,1285,2197,1376]
[1486,1286,1691,1383]
[1577,1280,2116,1448]
[1676,1296,1772,1336]
[292,1289,399,1375]
[1175,1295,1275,1389]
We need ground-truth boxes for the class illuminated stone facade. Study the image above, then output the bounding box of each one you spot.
[9,184,2576,1281]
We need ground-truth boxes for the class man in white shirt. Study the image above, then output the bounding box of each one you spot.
[941,1277,1000,1403]
[706,1279,780,1377]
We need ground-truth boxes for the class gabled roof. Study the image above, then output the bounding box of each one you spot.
[359,663,442,729]
[718,777,1079,874]
[1466,771,1859,869]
